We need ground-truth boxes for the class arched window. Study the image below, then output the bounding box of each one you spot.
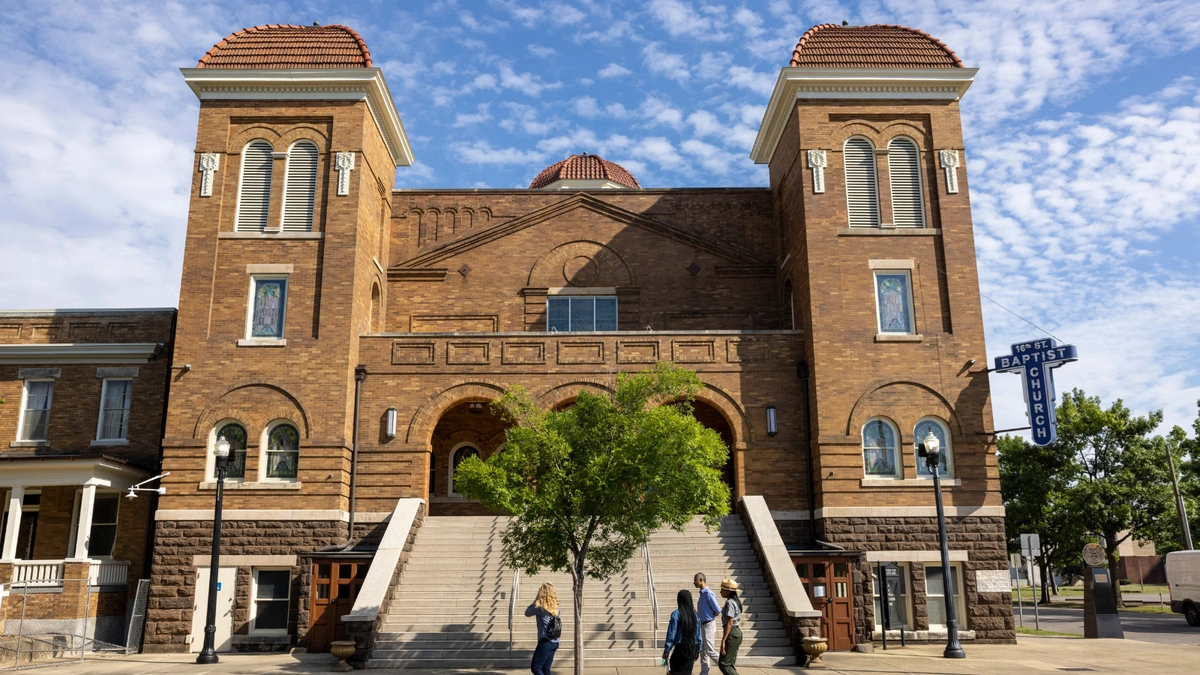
[281,140,318,232]
[843,137,880,228]
[914,417,952,478]
[264,423,300,481]
[449,444,479,497]
[235,140,274,232]
[862,418,900,478]
[214,422,247,480]
[888,137,925,227]
[429,453,437,497]
[370,283,382,333]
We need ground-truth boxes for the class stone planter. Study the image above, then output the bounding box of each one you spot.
[802,635,828,669]
[330,640,357,672]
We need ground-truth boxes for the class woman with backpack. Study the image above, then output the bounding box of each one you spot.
[662,589,702,674]
[525,582,561,675]
[718,579,743,675]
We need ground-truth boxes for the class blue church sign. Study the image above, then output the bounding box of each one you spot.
[994,338,1078,446]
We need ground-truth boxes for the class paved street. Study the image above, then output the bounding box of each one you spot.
[28,636,1200,675]
[1013,606,1200,645]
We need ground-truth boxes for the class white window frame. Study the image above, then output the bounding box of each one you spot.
[914,417,954,479]
[250,567,292,635]
[259,420,300,483]
[843,135,881,228]
[234,139,275,233]
[862,417,902,479]
[887,136,926,228]
[208,420,248,483]
[545,295,619,332]
[95,378,133,442]
[245,275,289,341]
[872,270,917,335]
[924,562,967,630]
[872,561,913,630]
[449,442,480,498]
[67,488,119,559]
[17,379,54,442]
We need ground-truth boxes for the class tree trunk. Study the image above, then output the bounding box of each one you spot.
[1103,537,1123,608]
[573,558,585,675]
[1039,559,1051,604]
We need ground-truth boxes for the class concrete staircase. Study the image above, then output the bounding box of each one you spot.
[369,515,795,669]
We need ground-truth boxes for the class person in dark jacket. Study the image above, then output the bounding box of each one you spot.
[662,589,703,674]
[525,582,560,675]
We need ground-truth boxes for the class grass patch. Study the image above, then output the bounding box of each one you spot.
[1015,626,1081,638]
[1119,604,1173,615]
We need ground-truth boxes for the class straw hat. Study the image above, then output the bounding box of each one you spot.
[720,578,739,592]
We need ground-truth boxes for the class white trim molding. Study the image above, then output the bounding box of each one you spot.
[868,259,916,270]
[0,457,150,490]
[537,179,634,190]
[179,68,414,167]
[155,509,395,522]
[750,67,978,164]
[1,344,160,365]
[193,554,297,568]
[865,550,969,562]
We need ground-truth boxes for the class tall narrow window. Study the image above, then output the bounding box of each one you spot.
[843,137,880,227]
[926,564,966,628]
[874,271,915,335]
[281,141,318,232]
[215,422,247,480]
[18,380,54,441]
[450,445,479,496]
[235,140,274,232]
[96,379,132,441]
[252,569,291,633]
[862,418,900,478]
[249,277,288,339]
[88,493,120,557]
[914,417,952,478]
[265,423,300,480]
[888,137,925,227]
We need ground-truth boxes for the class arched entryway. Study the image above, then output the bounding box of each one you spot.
[689,399,738,509]
[428,401,509,516]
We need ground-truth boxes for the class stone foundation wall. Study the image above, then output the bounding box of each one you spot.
[820,516,1015,644]
[144,519,370,652]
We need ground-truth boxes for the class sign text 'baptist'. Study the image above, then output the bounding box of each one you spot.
[994,338,1078,446]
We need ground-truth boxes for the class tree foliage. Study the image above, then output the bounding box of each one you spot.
[453,362,731,674]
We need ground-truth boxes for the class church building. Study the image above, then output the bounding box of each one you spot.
[1,21,1014,665]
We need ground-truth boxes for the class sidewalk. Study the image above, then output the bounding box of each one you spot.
[32,636,1198,674]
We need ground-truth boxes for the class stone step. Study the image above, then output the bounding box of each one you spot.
[367,654,795,669]
[376,627,788,643]
[369,646,795,660]
[380,618,783,633]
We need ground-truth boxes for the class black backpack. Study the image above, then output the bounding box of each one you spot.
[546,614,562,639]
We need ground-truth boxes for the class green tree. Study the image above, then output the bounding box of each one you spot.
[1141,402,1200,552]
[998,434,1082,602]
[1056,389,1174,606]
[454,363,730,674]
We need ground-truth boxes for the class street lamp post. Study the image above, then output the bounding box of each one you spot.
[918,430,966,659]
[196,438,230,665]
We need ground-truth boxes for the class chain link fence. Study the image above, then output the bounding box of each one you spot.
[0,568,143,670]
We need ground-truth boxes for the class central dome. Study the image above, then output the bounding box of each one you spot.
[530,154,641,190]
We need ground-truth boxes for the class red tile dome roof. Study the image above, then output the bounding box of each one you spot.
[790,24,963,68]
[529,154,641,189]
[197,24,372,69]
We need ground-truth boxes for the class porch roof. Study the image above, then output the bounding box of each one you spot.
[0,454,151,490]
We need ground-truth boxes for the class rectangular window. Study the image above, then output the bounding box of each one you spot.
[97,379,133,440]
[925,564,966,628]
[546,296,618,332]
[252,568,291,632]
[88,493,120,557]
[18,380,54,441]
[874,271,914,334]
[872,562,911,629]
[248,277,288,339]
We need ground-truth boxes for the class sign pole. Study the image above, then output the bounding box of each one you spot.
[1029,557,1040,631]
[878,560,889,650]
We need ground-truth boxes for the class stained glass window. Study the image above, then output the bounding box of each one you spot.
[915,418,951,477]
[266,424,300,480]
[862,418,899,478]
[875,273,913,334]
[251,278,287,338]
[451,445,479,496]
[216,423,247,479]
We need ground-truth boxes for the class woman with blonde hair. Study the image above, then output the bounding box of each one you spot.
[525,582,561,675]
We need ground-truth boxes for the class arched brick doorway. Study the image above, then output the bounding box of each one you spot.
[428,401,508,516]
[689,399,737,509]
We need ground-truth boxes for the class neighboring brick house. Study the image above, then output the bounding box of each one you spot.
[0,308,175,646]
[6,21,1017,655]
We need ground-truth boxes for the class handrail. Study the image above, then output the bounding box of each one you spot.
[643,543,659,649]
[507,569,520,659]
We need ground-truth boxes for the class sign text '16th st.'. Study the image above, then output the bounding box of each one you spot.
[994,338,1078,446]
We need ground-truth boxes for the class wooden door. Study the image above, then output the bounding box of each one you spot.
[308,560,367,653]
[795,557,855,651]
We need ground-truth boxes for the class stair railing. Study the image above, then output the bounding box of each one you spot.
[642,542,659,649]
[508,568,520,661]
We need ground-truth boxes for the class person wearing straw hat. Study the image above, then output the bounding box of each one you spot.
[718,578,743,675]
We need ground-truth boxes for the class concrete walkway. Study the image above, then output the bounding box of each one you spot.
[38,636,1198,674]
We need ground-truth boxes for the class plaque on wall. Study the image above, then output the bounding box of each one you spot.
[975,569,1012,593]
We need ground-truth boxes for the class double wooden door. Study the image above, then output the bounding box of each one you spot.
[795,557,855,651]
[308,560,367,653]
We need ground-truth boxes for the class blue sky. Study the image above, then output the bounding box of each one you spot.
[2,0,1200,435]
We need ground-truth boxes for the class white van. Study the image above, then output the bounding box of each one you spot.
[1166,550,1200,627]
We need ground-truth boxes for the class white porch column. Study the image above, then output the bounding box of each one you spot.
[70,484,97,561]
[2,486,24,560]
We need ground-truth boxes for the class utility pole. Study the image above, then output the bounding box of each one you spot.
[1165,441,1194,550]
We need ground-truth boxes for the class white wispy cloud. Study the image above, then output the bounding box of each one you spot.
[453,103,493,127]
[597,62,632,78]
[642,42,690,83]
[647,0,729,41]
[498,63,562,96]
